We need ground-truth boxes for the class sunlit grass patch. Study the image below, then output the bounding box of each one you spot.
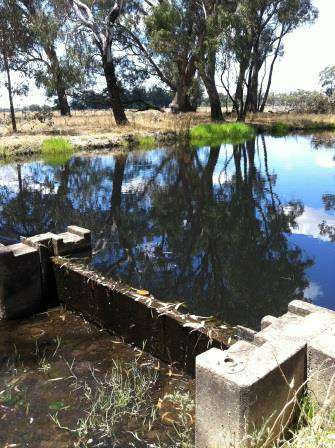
[190,122,256,146]
[137,135,156,149]
[41,137,73,166]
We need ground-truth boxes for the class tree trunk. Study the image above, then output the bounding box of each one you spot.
[3,50,17,133]
[170,57,197,113]
[204,79,223,121]
[234,64,246,114]
[249,67,259,113]
[170,89,196,113]
[199,50,223,121]
[56,82,71,116]
[201,66,224,121]
[103,57,128,125]
[259,36,283,112]
[44,45,71,116]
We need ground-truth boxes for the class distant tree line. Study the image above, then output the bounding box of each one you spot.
[0,0,319,131]
[267,89,335,114]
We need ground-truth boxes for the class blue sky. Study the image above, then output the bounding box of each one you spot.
[0,0,334,108]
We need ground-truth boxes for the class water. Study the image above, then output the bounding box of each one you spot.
[1,134,334,329]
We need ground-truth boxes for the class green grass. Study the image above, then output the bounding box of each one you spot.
[265,121,335,136]
[41,137,73,166]
[137,135,156,149]
[190,122,256,146]
[269,122,292,136]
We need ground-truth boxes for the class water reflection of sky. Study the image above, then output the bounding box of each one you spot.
[0,134,334,326]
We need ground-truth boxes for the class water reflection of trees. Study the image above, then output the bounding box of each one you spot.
[0,140,313,329]
[320,193,335,241]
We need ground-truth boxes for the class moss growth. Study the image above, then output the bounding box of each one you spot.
[190,123,256,146]
[41,137,73,166]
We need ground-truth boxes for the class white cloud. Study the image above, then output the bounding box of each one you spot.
[314,152,335,169]
[291,206,335,241]
[304,282,323,301]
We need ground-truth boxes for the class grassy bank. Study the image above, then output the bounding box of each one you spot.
[248,112,335,133]
[1,109,335,159]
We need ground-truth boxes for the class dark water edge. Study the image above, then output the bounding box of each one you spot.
[0,133,334,330]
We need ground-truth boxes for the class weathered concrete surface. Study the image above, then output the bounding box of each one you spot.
[196,300,335,447]
[52,257,230,373]
[0,226,91,320]
[0,243,42,319]
[196,340,306,448]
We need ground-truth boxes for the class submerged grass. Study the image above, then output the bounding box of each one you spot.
[41,137,74,166]
[190,122,256,146]
[51,358,195,447]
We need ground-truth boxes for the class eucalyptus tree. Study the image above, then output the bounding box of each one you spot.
[0,0,31,131]
[194,0,237,121]
[221,0,318,120]
[143,0,202,112]
[68,0,129,125]
[14,0,74,115]
[320,66,335,97]
[0,2,18,132]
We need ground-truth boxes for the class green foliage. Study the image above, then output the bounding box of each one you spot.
[41,137,73,166]
[190,123,256,146]
[137,136,156,149]
[269,122,291,136]
[320,66,335,97]
[267,90,335,114]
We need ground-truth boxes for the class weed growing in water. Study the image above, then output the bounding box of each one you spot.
[137,135,157,149]
[190,122,255,146]
[41,137,73,166]
[50,359,194,447]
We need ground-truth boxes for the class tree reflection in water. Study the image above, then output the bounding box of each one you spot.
[0,137,313,329]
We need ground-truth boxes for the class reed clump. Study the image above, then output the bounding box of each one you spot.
[190,122,256,146]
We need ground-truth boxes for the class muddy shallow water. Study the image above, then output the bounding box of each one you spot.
[0,133,335,329]
[0,308,194,447]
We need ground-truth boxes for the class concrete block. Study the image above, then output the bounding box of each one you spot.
[288,300,323,317]
[255,310,335,347]
[308,334,335,406]
[196,339,306,448]
[261,315,278,330]
[0,243,42,319]
[53,227,91,256]
[0,226,92,321]
[21,233,58,306]
[67,225,91,246]
[235,325,257,342]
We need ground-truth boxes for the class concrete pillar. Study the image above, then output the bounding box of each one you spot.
[196,339,306,448]
[196,301,335,447]
[0,243,42,319]
[52,226,91,256]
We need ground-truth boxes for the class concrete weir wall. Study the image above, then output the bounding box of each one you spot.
[196,300,335,447]
[2,226,335,446]
[52,257,229,373]
[0,226,228,373]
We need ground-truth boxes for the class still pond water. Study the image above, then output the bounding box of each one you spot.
[1,134,335,329]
